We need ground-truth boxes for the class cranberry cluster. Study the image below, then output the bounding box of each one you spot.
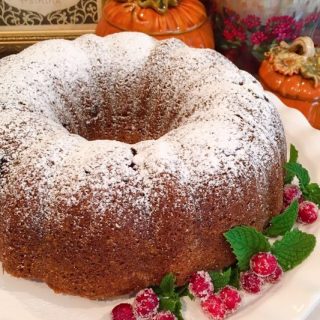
[111,182,319,320]
[240,252,283,295]
[112,288,176,320]
[189,271,241,320]
[284,184,318,224]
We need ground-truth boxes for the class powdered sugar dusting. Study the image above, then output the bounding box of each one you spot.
[0,32,286,297]
[0,31,285,236]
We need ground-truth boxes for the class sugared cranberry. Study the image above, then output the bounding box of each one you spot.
[250,252,278,277]
[240,271,263,294]
[112,303,135,320]
[153,311,177,320]
[219,286,241,313]
[133,288,159,319]
[265,265,283,284]
[283,184,302,207]
[189,271,214,299]
[298,201,319,224]
[201,294,227,320]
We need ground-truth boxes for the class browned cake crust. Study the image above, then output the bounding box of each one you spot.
[0,33,286,299]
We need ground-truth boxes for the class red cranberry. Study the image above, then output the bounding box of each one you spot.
[201,294,227,320]
[283,184,302,207]
[133,288,159,319]
[298,201,319,224]
[240,271,263,294]
[219,286,241,313]
[265,265,283,284]
[153,311,177,320]
[112,303,135,320]
[250,252,278,277]
[188,271,214,299]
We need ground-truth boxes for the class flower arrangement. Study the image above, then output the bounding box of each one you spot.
[213,7,320,71]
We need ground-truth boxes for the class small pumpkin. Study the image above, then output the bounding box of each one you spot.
[96,0,214,49]
[259,37,320,129]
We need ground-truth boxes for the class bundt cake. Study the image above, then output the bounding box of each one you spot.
[0,32,286,299]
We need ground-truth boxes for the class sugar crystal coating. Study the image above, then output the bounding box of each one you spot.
[298,201,319,224]
[189,271,214,299]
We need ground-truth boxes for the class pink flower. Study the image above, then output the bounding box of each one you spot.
[265,15,302,41]
[223,18,247,42]
[251,31,268,45]
[304,12,320,25]
[242,15,261,30]
[223,29,236,41]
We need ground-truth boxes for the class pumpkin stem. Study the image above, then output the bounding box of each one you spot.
[117,0,178,14]
[281,37,316,59]
[266,37,320,87]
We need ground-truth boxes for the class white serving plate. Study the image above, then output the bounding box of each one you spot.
[0,93,320,320]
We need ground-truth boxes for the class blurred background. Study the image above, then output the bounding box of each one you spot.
[1,0,319,72]
[0,0,320,127]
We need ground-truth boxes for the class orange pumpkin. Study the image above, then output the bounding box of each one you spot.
[259,37,320,130]
[96,0,214,49]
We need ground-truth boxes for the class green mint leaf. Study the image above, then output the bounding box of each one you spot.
[229,265,240,289]
[289,144,299,163]
[159,296,183,320]
[271,229,316,271]
[174,300,183,320]
[159,296,177,312]
[159,273,176,296]
[285,162,310,188]
[156,273,185,320]
[209,268,231,292]
[224,226,271,271]
[264,200,298,237]
[285,144,299,184]
[303,183,320,206]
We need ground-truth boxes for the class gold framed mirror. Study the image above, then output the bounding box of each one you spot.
[0,0,104,55]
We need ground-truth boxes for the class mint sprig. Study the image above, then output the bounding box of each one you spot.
[159,272,175,296]
[271,229,316,271]
[224,226,271,271]
[154,273,184,320]
[285,162,310,187]
[285,144,299,184]
[209,268,231,292]
[303,183,320,206]
[264,200,298,237]
[284,145,320,206]
[225,222,316,274]
[285,162,320,205]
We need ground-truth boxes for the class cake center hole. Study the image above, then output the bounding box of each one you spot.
[60,102,174,144]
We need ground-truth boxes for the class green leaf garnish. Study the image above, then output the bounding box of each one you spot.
[285,162,310,187]
[154,273,184,320]
[285,144,299,184]
[159,297,183,320]
[303,183,320,206]
[159,273,175,296]
[271,229,316,271]
[209,268,231,292]
[224,226,271,271]
[229,265,240,289]
[264,200,298,237]
[284,149,320,205]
